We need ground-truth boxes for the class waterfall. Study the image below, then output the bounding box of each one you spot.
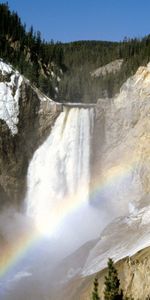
[26,107,94,240]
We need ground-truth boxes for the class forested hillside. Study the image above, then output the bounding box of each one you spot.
[1,2,150,103]
[58,38,150,102]
[0,2,64,99]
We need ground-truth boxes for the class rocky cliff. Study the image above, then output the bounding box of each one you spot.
[92,63,150,214]
[0,60,62,206]
[51,63,150,300]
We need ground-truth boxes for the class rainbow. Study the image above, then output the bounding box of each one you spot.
[0,230,40,281]
[0,159,137,282]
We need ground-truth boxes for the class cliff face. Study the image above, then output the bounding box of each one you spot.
[92,63,150,213]
[0,61,62,206]
[51,63,150,300]
[87,63,150,272]
[81,63,150,298]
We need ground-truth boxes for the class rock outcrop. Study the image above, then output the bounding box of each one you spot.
[92,62,150,215]
[0,61,62,206]
[91,59,123,77]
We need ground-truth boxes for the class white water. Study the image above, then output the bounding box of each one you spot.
[26,107,95,242]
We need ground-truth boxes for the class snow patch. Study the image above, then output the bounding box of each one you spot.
[0,61,23,135]
[0,60,13,75]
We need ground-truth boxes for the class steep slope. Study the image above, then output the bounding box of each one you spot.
[92,63,150,212]
[3,3,150,103]
[0,60,62,206]
[51,62,150,299]
[0,3,64,100]
[89,61,150,279]
[69,246,150,300]
[49,207,150,300]
[58,37,150,102]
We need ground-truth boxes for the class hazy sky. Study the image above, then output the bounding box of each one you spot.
[2,0,150,42]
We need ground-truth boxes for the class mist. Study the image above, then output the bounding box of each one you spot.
[0,107,130,300]
[0,202,103,300]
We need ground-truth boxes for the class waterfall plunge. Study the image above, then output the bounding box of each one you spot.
[26,107,96,244]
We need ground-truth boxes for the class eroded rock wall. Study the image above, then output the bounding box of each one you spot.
[60,63,150,300]
[92,63,150,213]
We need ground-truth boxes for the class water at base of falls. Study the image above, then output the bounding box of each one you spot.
[0,107,97,300]
[0,106,130,300]
[26,107,95,243]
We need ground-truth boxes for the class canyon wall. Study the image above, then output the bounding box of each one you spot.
[53,63,150,300]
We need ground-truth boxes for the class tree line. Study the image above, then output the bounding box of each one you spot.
[58,37,150,102]
[0,2,64,99]
[1,3,150,102]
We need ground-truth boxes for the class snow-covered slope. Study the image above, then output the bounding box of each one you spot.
[0,61,23,135]
[0,59,62,205]
[0,60,61,136]
[0,61,13,75]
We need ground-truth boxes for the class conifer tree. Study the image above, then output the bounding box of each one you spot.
[92,277,100,300]
[104,258,123,300]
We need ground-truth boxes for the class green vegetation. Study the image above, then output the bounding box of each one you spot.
[91,259,124,300]
[104,258,123,300]
[1,2,150,103]
[92,277,100,300]
[58,37,150,102]
[0,2,64,99]
[92,258,150,300]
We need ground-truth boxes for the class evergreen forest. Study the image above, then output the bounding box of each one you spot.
[1,2,150,103]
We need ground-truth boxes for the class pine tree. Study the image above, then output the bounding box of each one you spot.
[92,277,100,300]
[104,258,123,300]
